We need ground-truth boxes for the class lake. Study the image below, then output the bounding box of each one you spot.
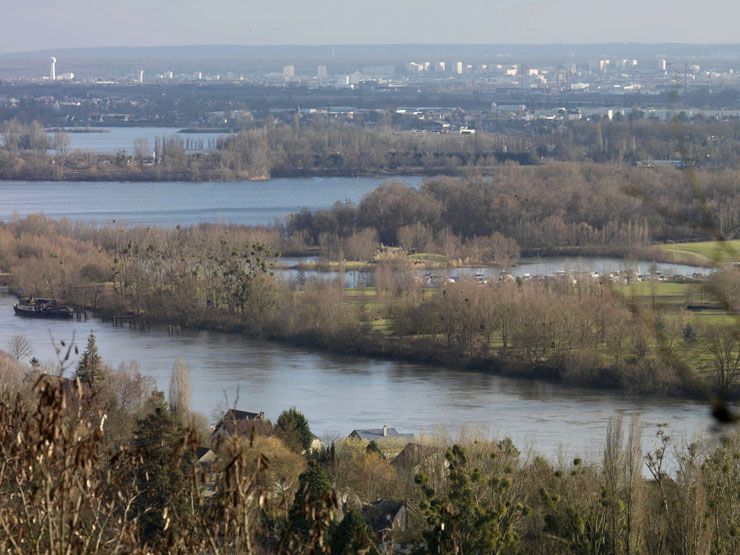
[0,176,421,227]
[55,127,230,154]
[0,293,715,461]
[277,256,712,288]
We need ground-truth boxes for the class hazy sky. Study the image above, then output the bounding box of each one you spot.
[1,0,737,53]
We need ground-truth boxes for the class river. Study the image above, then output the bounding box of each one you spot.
[0,176,422,227]
[0,293,714,461]
[0,175,720,461]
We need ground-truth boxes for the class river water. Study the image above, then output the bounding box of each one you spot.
[0,293,715,461]
[0,177,421,226]
[0,175,722,461]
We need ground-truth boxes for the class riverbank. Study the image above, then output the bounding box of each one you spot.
[0,290,716,453]
[0,157,511,182]
[5,277,733,403]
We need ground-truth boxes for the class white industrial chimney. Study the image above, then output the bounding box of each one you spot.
[50,57,57,81]
[138,69,144,83]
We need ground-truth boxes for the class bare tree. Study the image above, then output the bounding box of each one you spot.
[1,119,23,151]
[705,325,740,392]
[168,358,192,418]
[134,137,150,164]
[5,333,32,362]
[54,131,71,156]
[54,131,71,177]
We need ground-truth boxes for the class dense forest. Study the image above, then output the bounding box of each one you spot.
[286,164,739,258]
[0,347,737,554]
[531,115,740,166]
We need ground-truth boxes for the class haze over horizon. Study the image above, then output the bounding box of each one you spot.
[1,0,738,54]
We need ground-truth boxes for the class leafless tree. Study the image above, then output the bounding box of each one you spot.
[134,137,150,164]
[169,357,192,418]
[5,333,32,362]
[705,325,740,392]
[53,131,71,157]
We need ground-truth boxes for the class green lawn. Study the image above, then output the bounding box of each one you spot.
[408,252,449,263]
[659,239,740,265]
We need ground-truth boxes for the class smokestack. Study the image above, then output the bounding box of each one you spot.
[50,57,56,81]
[138,69,144,83]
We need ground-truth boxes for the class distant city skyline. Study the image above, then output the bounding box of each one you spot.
[1,0,738,54]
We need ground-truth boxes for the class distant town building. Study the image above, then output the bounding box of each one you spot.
[163,71,174,79]
[361,65,395,78]
[137,69,144,83]
[56,72,75,81]
[282,65,295,79]
[317,65,327,79]
[456,61,463,75]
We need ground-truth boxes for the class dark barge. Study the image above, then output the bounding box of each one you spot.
[13,298,74,319]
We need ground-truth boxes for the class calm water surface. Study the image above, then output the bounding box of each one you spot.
[0,177,421,226]
[278,256,712,288]
[57,127,230,154]
[0,294,714,460]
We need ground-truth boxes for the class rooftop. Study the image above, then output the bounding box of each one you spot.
[349,425,414,442]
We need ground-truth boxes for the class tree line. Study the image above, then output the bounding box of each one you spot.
[285,164,739,257]
[0,119,539,181]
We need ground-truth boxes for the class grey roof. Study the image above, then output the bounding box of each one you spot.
[213,409,270,438]
[349,428,415,441]
[223,409,262,421]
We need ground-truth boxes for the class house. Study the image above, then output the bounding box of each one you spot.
[348,425,414,442]
[195,447,218,497]
[392,442,449,481]
[309,433,323,453]
[361,500,407,543]
[391,442,437,468]
[212,409,271,440]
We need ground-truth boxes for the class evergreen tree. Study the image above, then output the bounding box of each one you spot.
[331,510,379,555]
[417,444,526,554]
[275,407,313,452]
[76,332,103,386]
[281,463,336,551]
[132,391,186,547]
[366,440,382,457]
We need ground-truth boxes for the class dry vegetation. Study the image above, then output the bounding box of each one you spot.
[286,164,739,259]
[0,350,737,554]
[0,211,738,398]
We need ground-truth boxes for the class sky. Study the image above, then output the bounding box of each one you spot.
[0,0,737,54]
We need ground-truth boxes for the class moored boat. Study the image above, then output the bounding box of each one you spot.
[13,297,74,319]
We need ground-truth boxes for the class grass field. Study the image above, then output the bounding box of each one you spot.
[658,239,740,265]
